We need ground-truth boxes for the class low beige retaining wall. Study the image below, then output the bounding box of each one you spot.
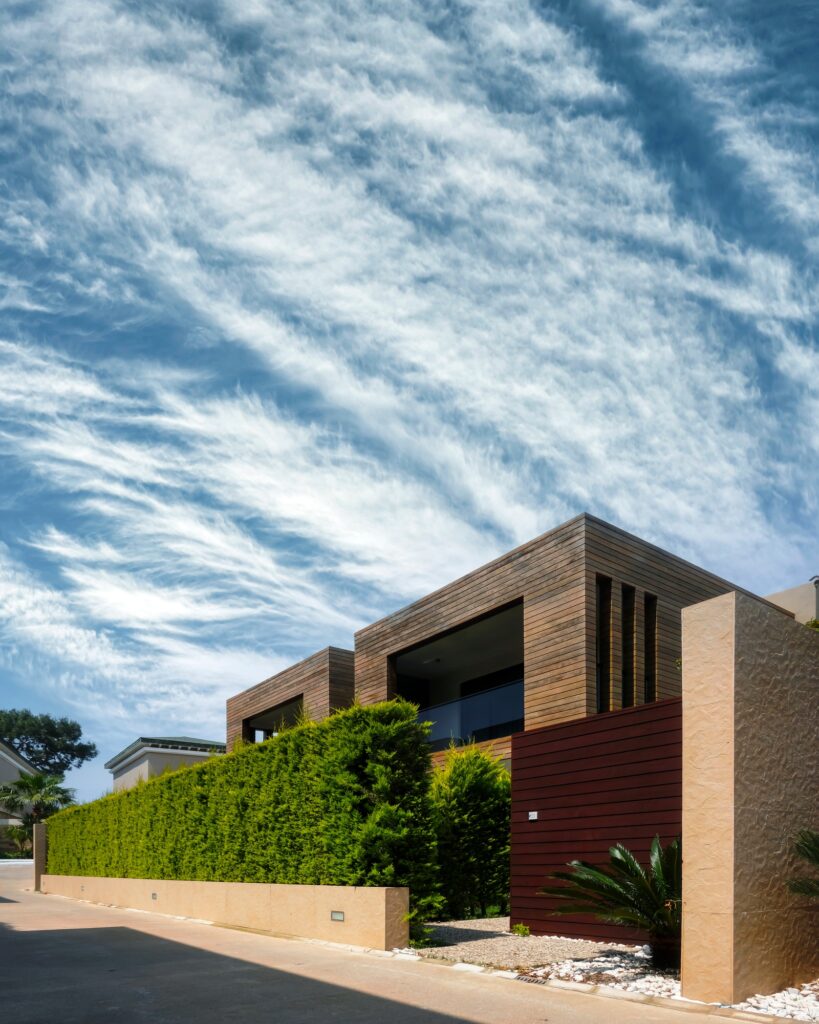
[40,874,409,950]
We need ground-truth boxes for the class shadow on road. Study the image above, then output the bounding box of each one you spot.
[0,919,482,1024]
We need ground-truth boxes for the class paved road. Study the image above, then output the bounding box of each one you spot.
[1,863,703,1024]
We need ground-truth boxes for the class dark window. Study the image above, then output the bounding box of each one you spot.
[423,677,524,752]
[393,601,525,750]
[644,594,657,702]
[621,584,635,708]
[596,576,612,713]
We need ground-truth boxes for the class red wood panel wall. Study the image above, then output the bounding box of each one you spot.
[510,697,682,943]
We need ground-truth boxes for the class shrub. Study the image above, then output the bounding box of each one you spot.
[540,835,682,970]
[511,922,530,936]
[46,700,441,923]
[430,743,510,919]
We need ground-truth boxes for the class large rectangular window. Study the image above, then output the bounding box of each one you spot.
[393,601,524,751]
[644,594,657,702]
[596,576,612,713]
[621,584,635,708]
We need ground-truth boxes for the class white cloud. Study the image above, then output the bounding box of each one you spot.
[0,0,816,793]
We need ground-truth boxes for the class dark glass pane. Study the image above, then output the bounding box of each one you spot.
[422,679,524,752]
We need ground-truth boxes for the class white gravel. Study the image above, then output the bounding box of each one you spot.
[735,980,819,1021]
[525,946,681,999]
[409,917,819,1021]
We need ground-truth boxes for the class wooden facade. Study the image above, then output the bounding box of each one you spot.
[355,515,587,730]
[354,514,748,731]
[226,513,772,759]
[510,698,682,941]
[225,646,354,751]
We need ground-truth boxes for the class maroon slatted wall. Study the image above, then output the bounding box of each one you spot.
[510,697,682,943]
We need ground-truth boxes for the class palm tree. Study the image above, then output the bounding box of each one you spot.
[0,773,75,850]
[788,829,819,899]
[540,835,682,970]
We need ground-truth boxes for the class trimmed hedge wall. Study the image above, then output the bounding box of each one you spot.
[46,701,440,920]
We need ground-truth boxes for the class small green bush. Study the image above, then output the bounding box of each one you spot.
[46,700,441,922]
[430,743,510,919]
[511,922,530,936]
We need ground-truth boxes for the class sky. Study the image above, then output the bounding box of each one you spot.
[0,0,817,801]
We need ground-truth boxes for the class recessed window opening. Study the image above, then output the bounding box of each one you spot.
[621,584,635,708]
[644,594,657,702]
[393,602,524,751]
[246,695,304,744]
[596,576,612,713]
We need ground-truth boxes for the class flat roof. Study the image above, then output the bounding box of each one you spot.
[104,736,225,771]
[0,739,37,775]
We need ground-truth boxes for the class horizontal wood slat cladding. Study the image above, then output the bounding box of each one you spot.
[510,698,682,943]
[582,517,781,707]
[225,647,354,751]
[355,516,588,731]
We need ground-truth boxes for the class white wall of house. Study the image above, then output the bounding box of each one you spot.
[112,749,216,792]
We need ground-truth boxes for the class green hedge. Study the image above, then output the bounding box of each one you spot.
[46,701,440,921]
[431,744,510,919]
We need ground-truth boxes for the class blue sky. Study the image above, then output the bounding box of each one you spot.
[1,0,817,800]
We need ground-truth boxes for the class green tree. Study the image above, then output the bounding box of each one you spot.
[0,709,97,777]
[540,835,682,970]
[431,744,510,919]
[0,773,75,848]
[788,829,819,899]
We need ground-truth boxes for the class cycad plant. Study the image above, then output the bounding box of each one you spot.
[788,829,819,899]
[540,835,682,970]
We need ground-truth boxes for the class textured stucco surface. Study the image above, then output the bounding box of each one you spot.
[732,593,819,1000]
[681,592,819,1004]
[40,874,409,950]
[681,594,735,1003]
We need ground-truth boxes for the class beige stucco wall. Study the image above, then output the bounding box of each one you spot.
[766,582,818,625]
[112,751,216,792]
[682,592,819,1003]
[40,874,409,950]
[0,757,23,786]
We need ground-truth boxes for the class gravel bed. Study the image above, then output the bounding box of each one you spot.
[417,916,637,970]
[409,918,819,1020]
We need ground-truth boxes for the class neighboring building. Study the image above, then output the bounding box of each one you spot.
[227,513,789,764]
[0,739,37,844]
[105,736,225,792]
[765,578,819,624]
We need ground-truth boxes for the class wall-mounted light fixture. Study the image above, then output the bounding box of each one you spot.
[330,910,345,922]
[528,811,538,821]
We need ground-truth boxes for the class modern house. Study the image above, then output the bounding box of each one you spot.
[105,736,225,792]
[227,513,794,763]
[0,739,36,848]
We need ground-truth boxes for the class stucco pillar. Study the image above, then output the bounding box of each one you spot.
[682,592,819,1004]
[33,823,47,893]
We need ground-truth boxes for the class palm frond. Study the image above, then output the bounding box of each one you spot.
[539,835,682,941]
